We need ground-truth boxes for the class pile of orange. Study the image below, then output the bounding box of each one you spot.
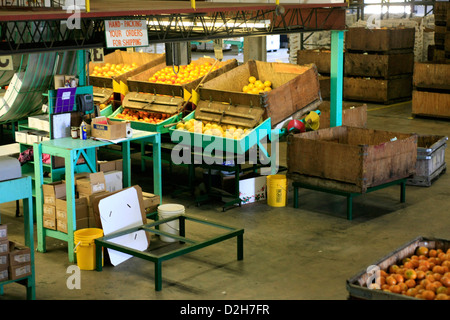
[242,76,272,95]
[371,246,450,300]
[115,108,171,124]
[90,63,138,78]
[148,61,219,85]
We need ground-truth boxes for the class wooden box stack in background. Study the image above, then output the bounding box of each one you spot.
[296,49,331,100]
[412,62,450,119]
[343,27,415,104]
[429,1,450,63]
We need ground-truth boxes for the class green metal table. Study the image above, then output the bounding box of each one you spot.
[95,214,244,291]
[33,132,162,263]
[293,178,407,220]
[0,176,35,300]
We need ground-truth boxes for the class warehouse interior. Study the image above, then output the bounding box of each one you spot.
[0,0,449,303]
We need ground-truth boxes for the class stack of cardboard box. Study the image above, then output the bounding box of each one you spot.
[0,224,32,281]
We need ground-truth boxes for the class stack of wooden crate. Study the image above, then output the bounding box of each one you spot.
[429,1,450,63]
[343,27,415,104]
[412,62,450,119]
[296,49,331,100]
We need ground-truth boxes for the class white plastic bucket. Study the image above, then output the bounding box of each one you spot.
[157,204,185,243]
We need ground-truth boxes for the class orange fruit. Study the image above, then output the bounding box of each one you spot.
[429,249,438,257]
[406,287,418,296]
[394,274,404,283]
[416,270,426,280]
[440,277,450,287]
[422,290,436,300]
[386,275,397,286]
[405,279,416,288]
[390,284,401,294]
[436,293,449,300]
[436,286,448,295]
[404,269,417,280]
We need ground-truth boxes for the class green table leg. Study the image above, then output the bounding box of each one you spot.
[95,241,103,272]
[237,234,244,261]
[347,195,353,221]
[293,185,299,208]
[400,180,406,203]
[155,260,162,291]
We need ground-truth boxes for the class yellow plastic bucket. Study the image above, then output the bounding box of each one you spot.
[267,175,287,207]
[74,228,104,270]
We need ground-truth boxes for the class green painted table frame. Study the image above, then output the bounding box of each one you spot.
[0,176,35,300]
[95,214,244,291]
[33,132,162,263]
[293,178,407,220]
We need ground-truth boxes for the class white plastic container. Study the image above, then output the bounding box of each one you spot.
[157,204,185,243]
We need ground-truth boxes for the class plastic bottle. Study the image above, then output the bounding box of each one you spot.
[80,120,87,140]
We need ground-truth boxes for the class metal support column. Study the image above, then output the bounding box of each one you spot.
[76,50,87,86]
[330,30,344,127]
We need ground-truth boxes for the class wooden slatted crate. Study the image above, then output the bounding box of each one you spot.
[296,49,332,74]
[412,90,450,119]
[343,76,413,104]
[287,126,417,193]
[199,60,322,128]
[344,52,414,78]
[127,57,238,98]
[345,27,415,53]
[413,62,450,91]
[88,50,165,89]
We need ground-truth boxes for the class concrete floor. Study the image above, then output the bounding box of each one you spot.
[0,98,449,301]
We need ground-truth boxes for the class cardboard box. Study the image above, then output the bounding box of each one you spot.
[238,175,267,205]
[43,181,66,205]
[0,224,7,240]
[9,242,31,266]
[76,172,106,195]
[91,116,127,140]
[56,217,89,234]
[55,196,89,221]
[0,239,9,253]
[104,170,123,192]
[43,215,56,230]
[142,192,160,214]
[28,114,50,132]
[43,204,56,218]
[90,185,147,231]
[97,159,123,172]
[9,263,32,280]
[0,252,8,268]
[15,130,29,144]
[0,266,8,282]
[54,74,77,89]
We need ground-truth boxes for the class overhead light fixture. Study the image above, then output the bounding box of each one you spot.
[146,18,270,30]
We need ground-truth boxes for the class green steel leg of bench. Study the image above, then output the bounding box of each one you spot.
[155,260,162,291]
[237,234,244,261]
[122,140,132,188]
[95,241,103,272]
[347,195,353,221]
[294,185,299,208]
[400,180,406,203]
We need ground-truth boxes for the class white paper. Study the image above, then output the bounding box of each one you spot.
[97,187,148,266]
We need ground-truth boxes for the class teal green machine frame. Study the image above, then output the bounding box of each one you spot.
[0,176,35,300]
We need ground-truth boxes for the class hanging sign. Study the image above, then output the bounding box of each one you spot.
[0,56,13,71]
[105,20,148,49]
